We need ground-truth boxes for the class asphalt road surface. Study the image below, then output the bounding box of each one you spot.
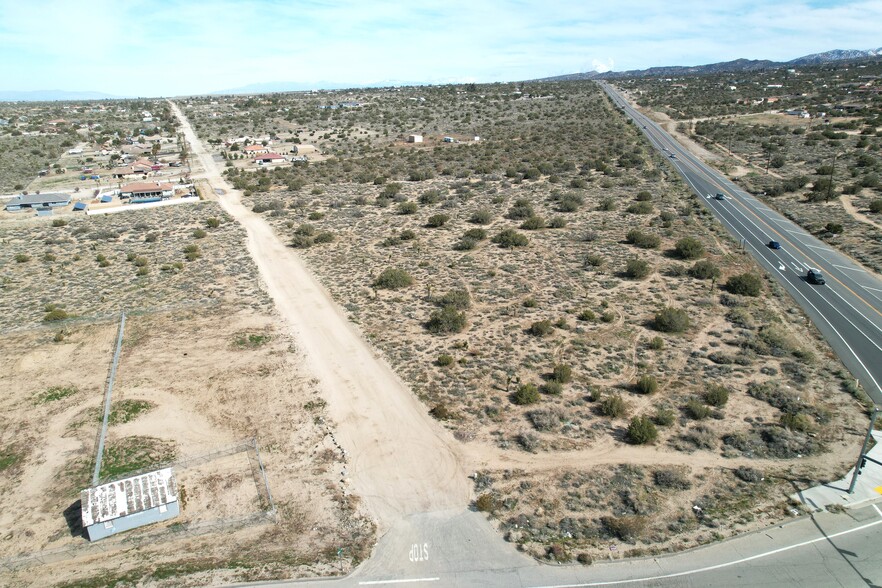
[599,81,882,407]
[238,503,882,587]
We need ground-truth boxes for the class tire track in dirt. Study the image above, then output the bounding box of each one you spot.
[171,102,471,532]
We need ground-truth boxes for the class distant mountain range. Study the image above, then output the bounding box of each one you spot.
[0,89,125,102]
[536,47,882,82]
[209,79,433,95]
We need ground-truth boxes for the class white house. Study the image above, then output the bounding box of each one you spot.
[407,134,423,143]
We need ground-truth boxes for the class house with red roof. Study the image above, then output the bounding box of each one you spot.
[254,153,286,165]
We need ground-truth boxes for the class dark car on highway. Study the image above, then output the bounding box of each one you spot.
[768,240,781,250]
[807,268,826,285]
[714,193,725,200]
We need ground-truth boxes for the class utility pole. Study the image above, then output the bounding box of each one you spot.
[848,406,880,494]
[827,151,840,203]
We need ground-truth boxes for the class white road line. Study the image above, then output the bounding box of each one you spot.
[800,242,835,252]
[874,504,882,518]
[528,516,882,588]
[358,578,439,586]
[832,264,866,273]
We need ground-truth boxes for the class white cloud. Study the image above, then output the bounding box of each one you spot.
[0,0,880,95]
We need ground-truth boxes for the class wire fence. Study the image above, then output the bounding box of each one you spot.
[1,438,276,572]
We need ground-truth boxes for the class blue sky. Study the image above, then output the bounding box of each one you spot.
[0,0,880,96]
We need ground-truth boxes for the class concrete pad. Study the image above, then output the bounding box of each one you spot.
[793,432,882,511]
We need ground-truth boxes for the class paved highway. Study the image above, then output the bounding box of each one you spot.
[599,81,882,406]
[241,504,882,587]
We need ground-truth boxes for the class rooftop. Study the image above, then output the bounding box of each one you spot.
[81,468,178,527]
[6,193,71,207]
[120,182,174,193]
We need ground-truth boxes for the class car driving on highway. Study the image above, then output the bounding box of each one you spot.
[806,268,826,285]
[768,240,781,250]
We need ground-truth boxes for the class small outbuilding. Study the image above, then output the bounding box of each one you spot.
[407,134,423,143]
[81,468,180,541]
[5,193,72,212]
[292,144,316,155]
[73,202,88,211]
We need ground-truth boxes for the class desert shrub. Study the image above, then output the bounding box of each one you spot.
[43,306,69,322]
[541,381,563,395]
[734,466,764,483]
[824,222,843,234]
[528,409,562,431]
[602,515,647,541]
[14,253,30,263]
[680,424,717,450]
[506,199,535,220]
[426,306,467,333]
[206,217,221,228]
[296,223,316,236]
[685,398,711,420]
[454,237,477,250]
[520,216,546,230]
[648,336,664,350]
[726,273,763,296]
[626,229,661,249]
[584,254,605,268]
[577,309,596,321]
[517,431,540,451]
[463,228,487,240]
[192,228,207,239]
[689,260,721,280]
[781,412,815,433]
[547,543,572,563]
[493,229,529,248]
[470,208,493,224]
[674,237,705,259]
[426,213,450,228]
[436,354,455,366]
[869,199,882,214]
[429,403,454,420]
[552,364,573,384]
[398,201,418,215]
[625,258,651,279]
[373,268,413,289]
[435,289,471,310]
[634,374,658,395]
[419,189,442,204]
[654,468,691,490]
[52,219,68,227]
[522,297,537,308]
[627,201,654,214]
[313,231,335,244]
[599,197,616,211]
[653,406,676,426]
[627,416,658,444]
[291,234,314,248]
[653,307,690,333]
[548,216,567,228]
[183,243,201,261]
[400,229,417,241]
[512,383,541,405]
[635,190,652,201]
[556,193,584,212]
[528,320,553,336]
[704,384,730,407]
[600,393,627,418]
[475,493,497,512]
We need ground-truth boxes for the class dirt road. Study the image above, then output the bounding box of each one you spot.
[169,102,470,531]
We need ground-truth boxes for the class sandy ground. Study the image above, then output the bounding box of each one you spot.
[841,194,882,232]
[172,102,472,532]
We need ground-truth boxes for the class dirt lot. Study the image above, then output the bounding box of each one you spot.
[0,203,374,586]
